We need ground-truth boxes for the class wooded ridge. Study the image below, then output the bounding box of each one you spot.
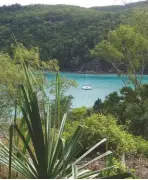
[0,1,148,72]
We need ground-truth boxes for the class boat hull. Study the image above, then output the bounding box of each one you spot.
[82,86,92,90]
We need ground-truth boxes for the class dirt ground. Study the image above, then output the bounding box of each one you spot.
[126,155,148,178]
[1,155,148,179]
[78,155,148,179]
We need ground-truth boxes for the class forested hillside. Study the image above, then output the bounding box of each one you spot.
[0,1,147,72]
[92,1,148,12]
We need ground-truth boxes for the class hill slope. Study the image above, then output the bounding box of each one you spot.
[0,1,147,72]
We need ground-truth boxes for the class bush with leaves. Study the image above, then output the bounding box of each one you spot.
[93,98,104,113]
[63,113,148,157]
[94,85,148,139]
[68,106,88,121]
[0,44,59,121]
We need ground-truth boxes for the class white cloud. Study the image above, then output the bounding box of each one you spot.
[0,0,141,7]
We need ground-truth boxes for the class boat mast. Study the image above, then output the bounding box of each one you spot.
[85,70,87,85]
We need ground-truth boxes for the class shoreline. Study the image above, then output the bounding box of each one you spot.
[44,69,148,75]
[58,70,148,75]
[57,70,117,75]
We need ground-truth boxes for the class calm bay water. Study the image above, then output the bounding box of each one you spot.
[45,72,148,108]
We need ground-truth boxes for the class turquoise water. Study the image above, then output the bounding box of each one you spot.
[45,72,148,108]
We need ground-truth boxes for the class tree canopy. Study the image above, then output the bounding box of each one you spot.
[0,2,147,72]
[91,25,148,88]
[0,44,59,120]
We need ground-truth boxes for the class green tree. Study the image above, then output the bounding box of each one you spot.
[0,53,24,120]
[49,76,77,118]
[68,106,88,121]
[49,76,77,96]
[93,98,104,113]
[132,10,148,39]
[91,25,148,89]
[96,85,148,139]
[12,43,59,71]
[0,44,59,120]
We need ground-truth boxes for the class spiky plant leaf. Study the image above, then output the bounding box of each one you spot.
[0,63,116,179]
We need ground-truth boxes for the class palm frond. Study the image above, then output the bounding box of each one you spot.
[0,63,116,179]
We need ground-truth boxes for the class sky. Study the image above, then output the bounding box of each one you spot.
[0,0,142,7]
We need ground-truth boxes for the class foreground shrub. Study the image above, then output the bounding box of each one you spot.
[68,106,88,121]
[64,114,148,156]
[95,86,148,139]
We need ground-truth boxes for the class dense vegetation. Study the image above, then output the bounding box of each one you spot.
[1,1,148,179]
[93,85,148,139]
[0,65,132,179]
[0,44,59,120]
[0,1,148,72]
[65,110,148,156]
[91,7,148,141]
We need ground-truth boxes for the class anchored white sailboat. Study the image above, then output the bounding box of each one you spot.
[82,72,92,90]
